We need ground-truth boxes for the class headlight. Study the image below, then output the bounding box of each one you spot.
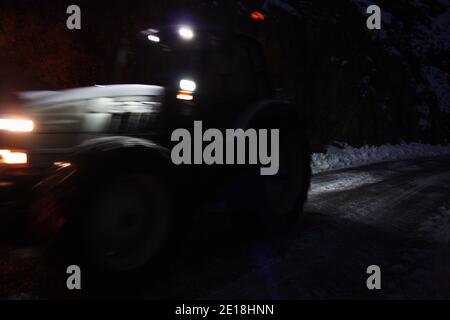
[147,34,160,43]
[0,118,34,132]
[0,150,28,165]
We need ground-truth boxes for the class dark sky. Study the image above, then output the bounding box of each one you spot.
[0,0,264,89]
[1,0,449,147]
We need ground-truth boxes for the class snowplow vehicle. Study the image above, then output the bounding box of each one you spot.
[0,25,311,275]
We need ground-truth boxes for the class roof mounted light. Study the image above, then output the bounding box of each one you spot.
[178,26,194,40]
[147,34,160,43]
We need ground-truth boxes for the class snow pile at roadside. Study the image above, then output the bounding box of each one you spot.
[311,143,450,173]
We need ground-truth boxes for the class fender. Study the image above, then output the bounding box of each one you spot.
[73,136,170,164]
[30,136,176,240]
[68,136,174,181]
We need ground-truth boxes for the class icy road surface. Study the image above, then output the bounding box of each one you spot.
[2,156,450,299]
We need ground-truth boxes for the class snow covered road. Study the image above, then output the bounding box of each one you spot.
[2,156,450,299]
[138,156,450,299]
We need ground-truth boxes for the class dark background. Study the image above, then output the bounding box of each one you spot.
[0,0,449,151]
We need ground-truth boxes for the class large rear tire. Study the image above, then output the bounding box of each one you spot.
[226,113,311,231]
[257,124,311,229]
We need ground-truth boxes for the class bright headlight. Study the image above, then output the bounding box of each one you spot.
[178,27,194,40]
[0,118,34,132]
[0,150,28,165]
[148,34,160,43]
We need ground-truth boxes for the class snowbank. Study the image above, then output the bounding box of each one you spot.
[311,142,450,174]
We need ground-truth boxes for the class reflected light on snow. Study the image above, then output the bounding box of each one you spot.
[309,172,382,195]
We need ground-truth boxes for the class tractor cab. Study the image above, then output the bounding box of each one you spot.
[113,25,273,128]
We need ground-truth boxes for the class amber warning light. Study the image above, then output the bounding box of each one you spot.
[251,11,265,21]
